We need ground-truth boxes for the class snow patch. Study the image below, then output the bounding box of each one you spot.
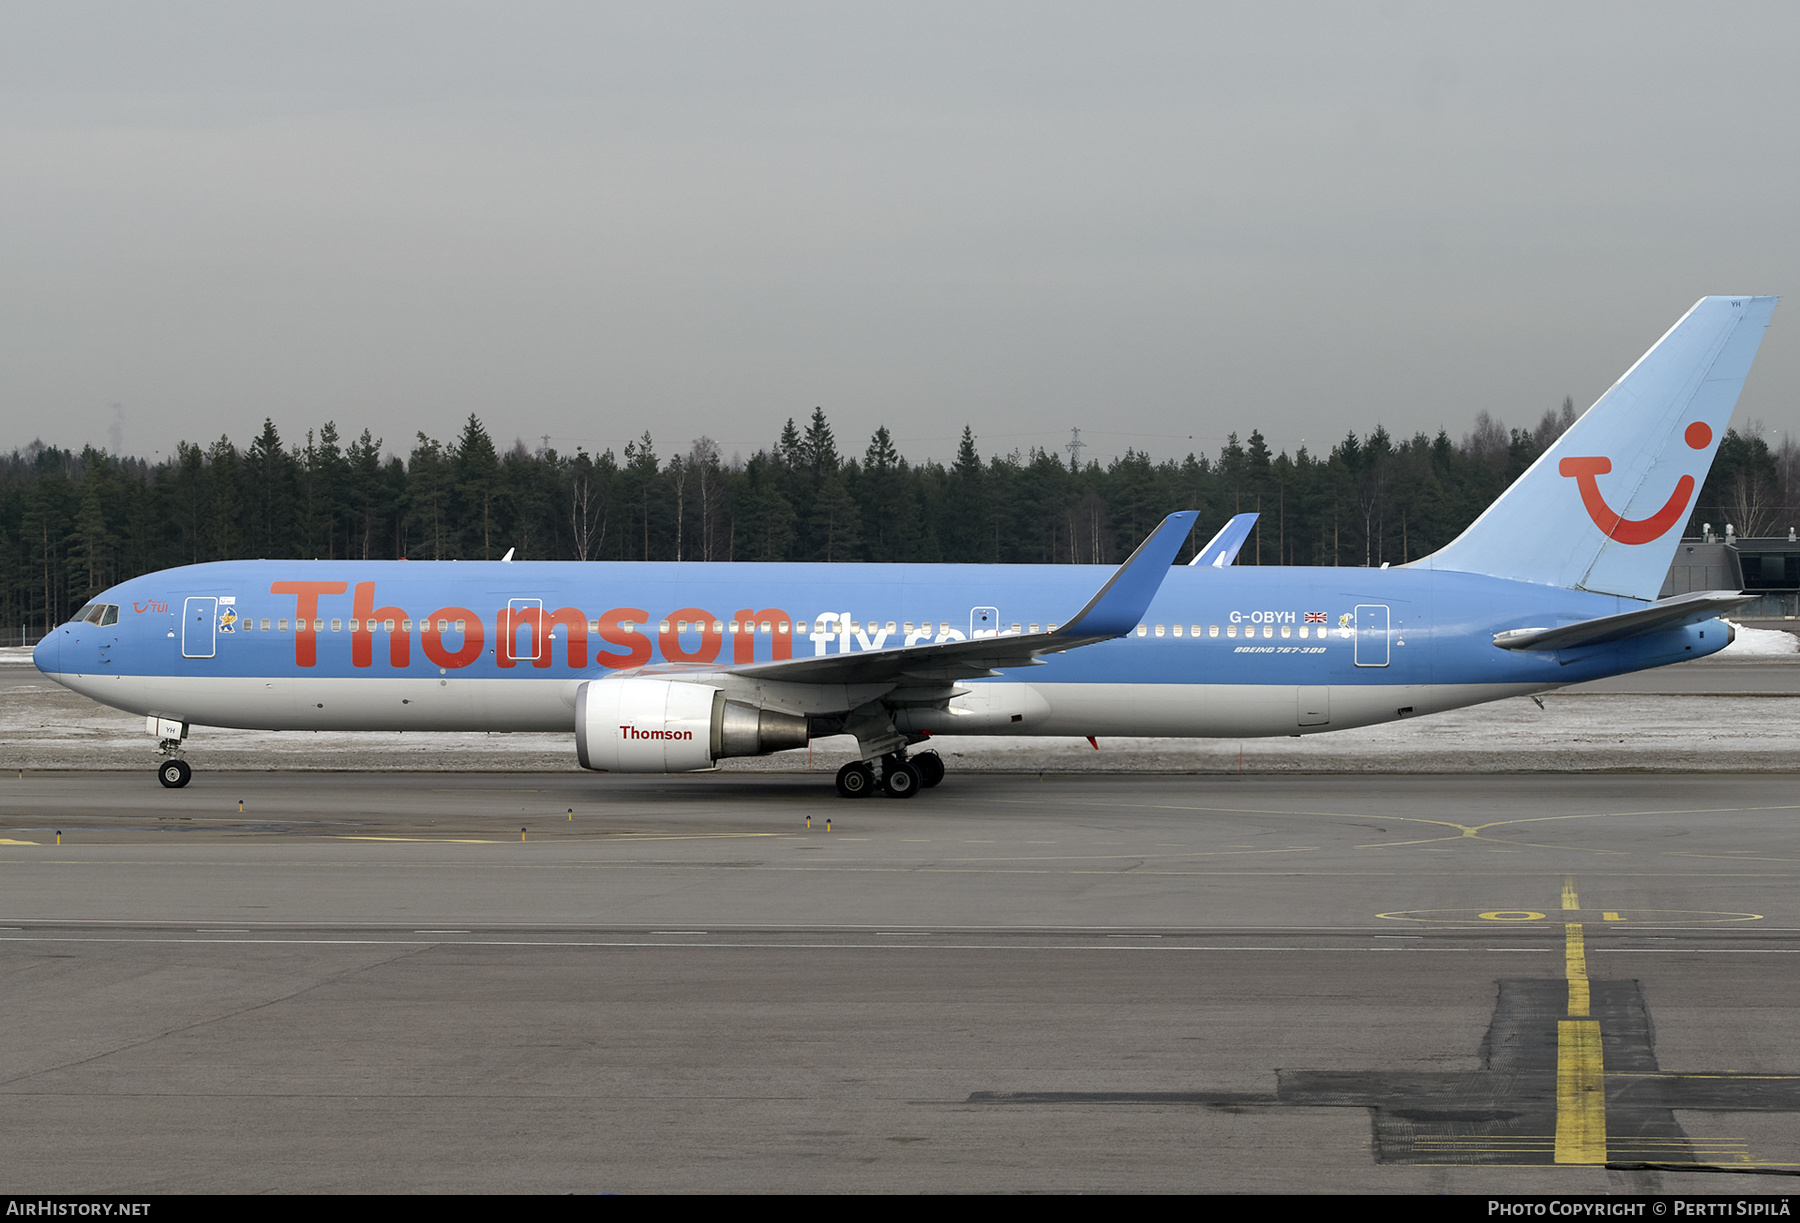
[1721,621,1800,656]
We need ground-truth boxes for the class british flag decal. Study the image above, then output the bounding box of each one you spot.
[1304,611,1327,624]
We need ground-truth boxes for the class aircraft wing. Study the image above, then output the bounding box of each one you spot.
[1492,590,1751,652]
[1188,512,1258,567]
[721,510,1199,686]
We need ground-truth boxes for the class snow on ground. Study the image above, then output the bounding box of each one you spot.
[2,671,1796,774]
[5,634,1796,773]
[1722,621,1800,655]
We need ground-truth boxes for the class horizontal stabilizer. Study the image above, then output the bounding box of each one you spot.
[1188,513,1258,568]
[1492,590,1750,652]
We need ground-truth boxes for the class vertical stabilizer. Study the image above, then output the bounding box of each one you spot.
[1418,296,1778,600]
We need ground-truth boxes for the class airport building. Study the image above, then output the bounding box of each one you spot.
[1663,529,1800,628]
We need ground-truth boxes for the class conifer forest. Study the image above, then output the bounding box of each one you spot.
[3,401,1795,641]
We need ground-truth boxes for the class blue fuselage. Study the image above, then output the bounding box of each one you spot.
[34,559,1724,741]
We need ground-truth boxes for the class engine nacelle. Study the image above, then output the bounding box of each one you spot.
[575,678,810,773]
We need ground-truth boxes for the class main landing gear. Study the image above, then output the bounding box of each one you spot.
[835,749,945,800]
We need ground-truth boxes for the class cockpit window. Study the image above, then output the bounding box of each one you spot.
[69,603,97,625]
[68,603,119,626]
[99,604,118,626]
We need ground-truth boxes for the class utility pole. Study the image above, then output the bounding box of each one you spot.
[1065,427,1086,471]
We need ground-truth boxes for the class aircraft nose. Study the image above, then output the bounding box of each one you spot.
[32,630,58,675]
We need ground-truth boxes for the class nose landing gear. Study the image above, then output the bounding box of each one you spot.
[150,718,193,788]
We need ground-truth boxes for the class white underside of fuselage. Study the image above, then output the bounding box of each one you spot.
[44,670,1550,740]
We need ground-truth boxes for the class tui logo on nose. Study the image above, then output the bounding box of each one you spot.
[1558,422,1712,545]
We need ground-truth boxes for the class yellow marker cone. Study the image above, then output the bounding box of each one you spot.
[826,818,832,832]
[56,831,61,845]
[568,808,573,821]
[521,826,527,841]
[806,815,811,828]
[238,800,244,812]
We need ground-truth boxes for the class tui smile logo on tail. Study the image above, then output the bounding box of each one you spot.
[1557,422,1712,545]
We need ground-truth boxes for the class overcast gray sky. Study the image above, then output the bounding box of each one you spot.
[2,1,1795,467]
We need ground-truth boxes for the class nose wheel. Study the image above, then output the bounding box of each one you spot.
[157,759,192,789]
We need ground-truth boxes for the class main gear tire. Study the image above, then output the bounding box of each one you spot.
[882,761,922,799]
[835,761,875,798]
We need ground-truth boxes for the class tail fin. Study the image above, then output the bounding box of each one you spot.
[1419,295,1779,600]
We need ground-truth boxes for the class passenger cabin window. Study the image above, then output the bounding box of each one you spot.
[1209,625,1218,637]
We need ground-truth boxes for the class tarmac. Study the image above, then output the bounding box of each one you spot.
[3,654,1800,1192]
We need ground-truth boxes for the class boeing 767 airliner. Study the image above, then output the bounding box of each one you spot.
[34,296,1779,797]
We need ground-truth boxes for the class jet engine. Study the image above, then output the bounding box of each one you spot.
[574,678,810,773]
